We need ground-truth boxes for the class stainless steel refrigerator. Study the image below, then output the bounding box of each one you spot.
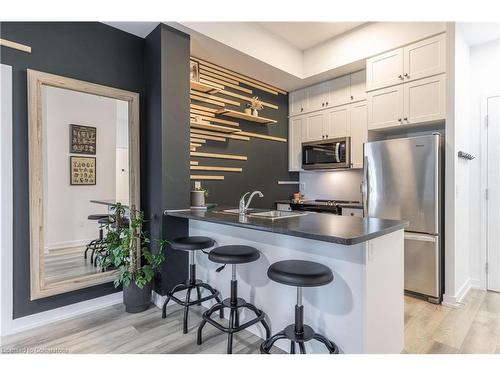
[363,134,443,303]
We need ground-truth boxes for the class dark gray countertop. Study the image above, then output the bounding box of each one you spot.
[166,208,407,246]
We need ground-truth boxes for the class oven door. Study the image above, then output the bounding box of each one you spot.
[302,138,350,170]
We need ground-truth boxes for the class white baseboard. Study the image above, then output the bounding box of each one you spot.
[1,292,122,337]
[442,277,481,307]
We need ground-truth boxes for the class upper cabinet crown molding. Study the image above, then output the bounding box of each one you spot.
[366,33,446,92]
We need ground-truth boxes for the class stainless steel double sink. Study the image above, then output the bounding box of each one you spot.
[217,208,309,220]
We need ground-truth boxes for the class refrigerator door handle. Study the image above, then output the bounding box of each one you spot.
[404,232,437,242]
[362,156,369,217]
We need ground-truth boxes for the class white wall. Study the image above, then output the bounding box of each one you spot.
[469,39,500,285]
[300,170,363,202]
[43,86,118,249]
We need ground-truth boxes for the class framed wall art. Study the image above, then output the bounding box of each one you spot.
[70,124,96,155]
[70,156,96,185]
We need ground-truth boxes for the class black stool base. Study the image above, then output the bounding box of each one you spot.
[197,297,271,354]
[162,279,223,334]
[260,323,339,354]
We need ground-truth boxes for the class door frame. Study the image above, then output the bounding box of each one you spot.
[480,91,500,291]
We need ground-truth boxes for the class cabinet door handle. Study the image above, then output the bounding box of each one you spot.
[398,74,403,80]
[326,101,329,106]
[350,95,354,100]
[322,103,324,107]
[404,73,410,78]
[398,118,402,122]
[404,117,408,121]
[301,108,303,112]
[326,134,329,138]
[322,135,325,139]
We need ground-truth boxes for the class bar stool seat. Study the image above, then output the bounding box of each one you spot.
[268,260,333,287]
[197,245,270,354]
[162,236,223,334]
[260,260,339,355]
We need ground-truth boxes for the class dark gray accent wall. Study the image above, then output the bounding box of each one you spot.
[0,22,145,318]
[191,80,298,208]
[143,24,190,295]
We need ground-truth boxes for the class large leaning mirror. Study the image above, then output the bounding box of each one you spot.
[28,69,140,300]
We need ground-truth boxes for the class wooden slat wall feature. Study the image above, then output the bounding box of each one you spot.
[191,166,243,172]
[190,147,197,152]
[217,109,277,124]
[190,80,219,93]
[190,137,206,144]
[190,133,226,142]
[191,121,239,133]
[191,57,286,95]
[190,94,225,107]
[0,38,32,53]
[193,116,238,126]
[191,152,247,161]
[199,74,253,94]
[190,161,199,165]
[199,78,224,89]
[199,68,240,86]
[190,108,215,117]
[190,142,202,148]
[219,89,279,110]
[190,104,218,113]
[190,90,240,107]
[190,175,225,181]
[190,128,249,141]
[236,131,287,143]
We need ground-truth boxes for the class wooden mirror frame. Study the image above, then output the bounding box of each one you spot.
[27,69,140,300]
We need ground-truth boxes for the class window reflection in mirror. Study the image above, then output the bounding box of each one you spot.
[42,85,129,284]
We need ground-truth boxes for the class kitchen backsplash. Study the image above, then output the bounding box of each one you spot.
[299,170,363,202]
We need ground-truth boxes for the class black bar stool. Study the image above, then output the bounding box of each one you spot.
[84,214,109,262]
[162,236,223,334]
[260,260,339,354]
[197,245,271,354]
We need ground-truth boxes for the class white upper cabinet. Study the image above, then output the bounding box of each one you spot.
[325,104,350,139]
[350,101,367,169]
[350,70,367,102]
[403,74,446,125]
[289,89,306,116]
[403,34,446,83]
[326,75,351,108]
[303,112,325,142]
[367,85,404,130]
[306,82,328,112]
[366,33,446,91]
[289,116,304,171]
[366,48,404,91]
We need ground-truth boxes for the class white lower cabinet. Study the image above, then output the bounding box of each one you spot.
[349,101,368,169]
[288,115,304,172]
[367,74,445,130]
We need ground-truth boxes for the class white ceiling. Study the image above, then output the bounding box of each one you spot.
[459,22,500,46]
[257,22,365,50]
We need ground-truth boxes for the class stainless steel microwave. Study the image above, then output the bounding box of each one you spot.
[302,137,351,170]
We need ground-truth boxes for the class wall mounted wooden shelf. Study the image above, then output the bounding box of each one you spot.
[236,131,287,143]
[216,109,277,124]
[191,151,247,161]
[191,165,243,172]
[191,121,239,133]
[190,80,219,93]
[190,175,224,181]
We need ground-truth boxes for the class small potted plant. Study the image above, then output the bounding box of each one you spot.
[191,181,209,208]
[244,103,252,115]
[249,96,264,116]
[101,203,166,313]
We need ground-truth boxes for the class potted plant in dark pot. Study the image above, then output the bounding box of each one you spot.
[100,203,166,313]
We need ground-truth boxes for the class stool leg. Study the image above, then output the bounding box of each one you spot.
[183,286,193,334]
[312,333,339,354]
[196,286,202,306]
[290,342,296,354]
[201,282,224,319]
[227,308,235,354]
[197,303,223,345]
[244,303,271,339]
[234,308,240,328]
[260,331,287,354]
[299,342,306,354]
[162,283,187,319]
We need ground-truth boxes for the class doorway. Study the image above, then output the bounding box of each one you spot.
[486,94,500,292]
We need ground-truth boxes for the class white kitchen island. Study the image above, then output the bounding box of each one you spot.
[166,209,407,354]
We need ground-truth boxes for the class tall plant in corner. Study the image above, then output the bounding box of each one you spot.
[100,203,166,313]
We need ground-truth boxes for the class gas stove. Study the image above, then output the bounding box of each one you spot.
[285,199,362,214]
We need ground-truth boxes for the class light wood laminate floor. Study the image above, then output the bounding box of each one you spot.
[2,289,500,354]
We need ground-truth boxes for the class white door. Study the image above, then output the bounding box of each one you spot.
[306,83,327,112]
[350,70,367,102]
[288,116,304,171]
[289,89,306,116]
[367,85,404,130]
[303,112,325,142]
[350,101,367,169]
[487,95,500,292]
[403,74,446,125]
[403,33,446,83]
[366,48,404,91]
[325,104,350,139]
[327,75,350,107]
